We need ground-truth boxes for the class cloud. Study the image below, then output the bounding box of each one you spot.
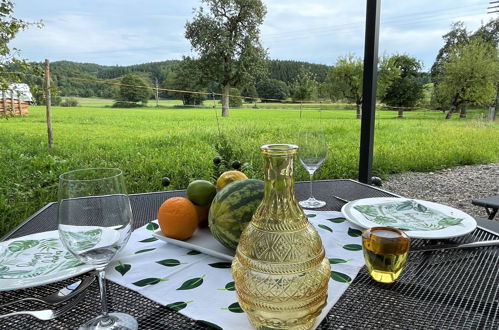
[9,0,493,67]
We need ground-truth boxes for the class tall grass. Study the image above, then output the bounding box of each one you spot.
[1,104,498,237]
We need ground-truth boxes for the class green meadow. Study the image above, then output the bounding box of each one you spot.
[1,100,498,237]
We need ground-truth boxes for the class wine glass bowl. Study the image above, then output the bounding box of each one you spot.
[58,168,137,330]
[298,130,328,209]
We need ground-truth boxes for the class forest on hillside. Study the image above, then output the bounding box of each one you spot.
[22,59,332,101]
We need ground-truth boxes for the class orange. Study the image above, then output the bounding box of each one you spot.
[157,197,198,240]
[195,204,210,228]
[216,170,248,190]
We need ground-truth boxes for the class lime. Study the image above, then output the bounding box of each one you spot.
[186,180,217,206]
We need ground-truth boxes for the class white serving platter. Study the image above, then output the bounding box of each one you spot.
[152,227,235,261]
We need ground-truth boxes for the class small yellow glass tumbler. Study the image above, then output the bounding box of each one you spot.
[362,227,410,283]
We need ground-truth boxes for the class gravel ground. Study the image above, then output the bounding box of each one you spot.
[382,163,499,219]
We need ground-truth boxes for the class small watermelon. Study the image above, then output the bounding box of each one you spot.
[208,179,264,250]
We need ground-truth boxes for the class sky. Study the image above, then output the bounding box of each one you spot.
[9,0,495,71]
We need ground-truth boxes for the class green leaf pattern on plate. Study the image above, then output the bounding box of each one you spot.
[8,240,39,253]
[0,236,88,279]
[354,200,464,231]
[60,228,102,251]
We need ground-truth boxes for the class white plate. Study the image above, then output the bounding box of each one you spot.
[152,227,235,261]
[341,197,477,239]
[0,231,95,291]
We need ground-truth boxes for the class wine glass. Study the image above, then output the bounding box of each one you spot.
[298,130,328,209]
[58,168,137,330]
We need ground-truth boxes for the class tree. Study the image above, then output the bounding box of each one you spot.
[431,22,469,83]
[256,78,289,101]
[185,0,268,117]
[116,74,151,105]
[0,0,41,91]
[240,84,258,101]
[291,67,317,102]
[380,55,424,118]
[430,19,499,111]
[166,57,206,106]
[228,88,242,107]
[435,37,498,119]
[328,55,363,119]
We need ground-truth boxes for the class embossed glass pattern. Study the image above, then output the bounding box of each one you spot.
[232,144,330,330]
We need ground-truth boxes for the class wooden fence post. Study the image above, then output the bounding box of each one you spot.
[44,59,54,149]
[9,89,14,115]
[2,91,6,117]
[17,91,22,115]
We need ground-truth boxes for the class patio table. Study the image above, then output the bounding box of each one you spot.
[1,179,498,329]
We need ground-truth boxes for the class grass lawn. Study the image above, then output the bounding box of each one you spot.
[1,100,498,237]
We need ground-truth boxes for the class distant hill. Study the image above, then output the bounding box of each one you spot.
[25,59,331,99]
[268,60,330,84]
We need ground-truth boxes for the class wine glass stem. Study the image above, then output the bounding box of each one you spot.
[309,172,315,199]
[97,268,110,318]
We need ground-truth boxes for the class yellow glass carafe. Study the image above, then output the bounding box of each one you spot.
[232,144,330,330]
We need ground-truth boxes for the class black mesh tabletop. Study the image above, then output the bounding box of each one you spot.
[1,179,498,329]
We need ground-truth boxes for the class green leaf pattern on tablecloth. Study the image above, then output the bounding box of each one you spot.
[166,300,192,312]
[156,259,184,267]
[135,248,156,254]
[328,258,350,264]
[177,275,205,290]
[327,217,346,223]
[331,271,352,283]
[146,222,159,231]
[342,244,363,251]
[132,277,168,287]
[209,262,231,268]
[223,302,244,313]
[318,224,333,232]
[348,228,362,237]
[115,261,131,276]
[221,281,235,291]
[139,237,158,243]
[105,211,365,330]
[197,320,223,330]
